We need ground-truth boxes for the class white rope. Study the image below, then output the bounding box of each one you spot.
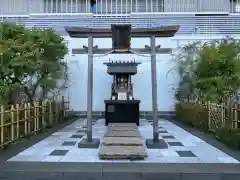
[81,49,166,57]
[84,50,115,57]
[129,50,166,57]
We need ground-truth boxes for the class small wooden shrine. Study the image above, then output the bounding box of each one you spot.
[104,60,141,126]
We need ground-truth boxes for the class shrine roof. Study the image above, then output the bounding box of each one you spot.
[103,61,141,66]
[65,25,179,38]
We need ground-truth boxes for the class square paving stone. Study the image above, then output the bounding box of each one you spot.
[158,130,168,133]
[162,135,175,139]
[77,129,86,133]
[176,150,196,157]
[167,142,183,146]
[61,141,77,146]
[49,150,69,156]
[71,134,84,138]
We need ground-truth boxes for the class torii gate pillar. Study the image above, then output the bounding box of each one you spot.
[78,36,100,148]
[65,25,179,149]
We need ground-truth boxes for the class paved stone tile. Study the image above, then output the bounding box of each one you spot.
[42,156,63,162]
[49,150,69,156]
[176,150,196,157]
[158,130,168,133]
[162,135,175,139]
[6,118,240,164]
[61,141,77,146]
[168,142,184,146]
[70,134,84,138]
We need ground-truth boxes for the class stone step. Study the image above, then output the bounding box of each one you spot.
[108,126,138,131]
[103,137,143,146]
[99,145,147,160]
[108,123,137,127]
[105,130,141,137]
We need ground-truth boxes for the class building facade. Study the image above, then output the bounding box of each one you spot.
[1,0,240,113]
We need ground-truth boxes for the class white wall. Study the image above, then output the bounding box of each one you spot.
[65,34,232,112]
[65,36,179,112]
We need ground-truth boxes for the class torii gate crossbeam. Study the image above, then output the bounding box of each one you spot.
[65,25,179,149]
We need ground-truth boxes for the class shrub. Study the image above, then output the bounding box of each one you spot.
[175,102,208,131]
[215,127,240,150]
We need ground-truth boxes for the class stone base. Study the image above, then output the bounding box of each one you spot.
[146,139,168,149]
[103,137,143,146]
[99,145,147,160]
[105,130,141,137]
[78,138,100,149]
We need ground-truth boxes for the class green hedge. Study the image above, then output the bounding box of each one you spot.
[175,102,208,131]
[215,127,240,150]
[175,102,240,150]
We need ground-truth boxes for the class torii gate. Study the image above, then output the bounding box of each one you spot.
[65,25,179,149]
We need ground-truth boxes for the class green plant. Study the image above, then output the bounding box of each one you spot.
[175,102,208,131]
[0,22,68,104]
[215,127,240,149]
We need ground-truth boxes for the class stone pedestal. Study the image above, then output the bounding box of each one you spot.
[78,138,100,149]
[105,100,140,126]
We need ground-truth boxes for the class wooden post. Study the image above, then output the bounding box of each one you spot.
[63,96,66,117]
[34,102,39,134]
[24,103,28,135]
[27,103,31,134]
[41,101,46,128]
[16,104,20,139]
[0,106,4,148]
[234,103,238,128]
[207,101,211,130]
[221,103,225,128]
[55,100,58,122]
[11,105,15,142]
[49,101,53,126]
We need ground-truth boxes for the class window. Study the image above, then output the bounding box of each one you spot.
[90,0,96,13]
[230,0,240,13]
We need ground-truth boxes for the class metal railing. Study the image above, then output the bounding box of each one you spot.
[1,13,240,35]
[1,0,240,15]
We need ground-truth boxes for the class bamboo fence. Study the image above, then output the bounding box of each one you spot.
[0,96,69,149]
[186,100,240,132]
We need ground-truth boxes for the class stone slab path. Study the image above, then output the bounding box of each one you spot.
[6,118,240,163]
[99,123,147,160]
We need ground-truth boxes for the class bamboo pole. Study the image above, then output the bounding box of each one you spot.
[42,101,46,128]
[34,102,39,134]
[49,101,53,126]
[24,103,28,135]
[11,105,15,142]
[16,104,20,139]
[234,103,238,128]
[55,100,58,122]
[62,96,66,117]
[221,103,225,128]
[27,103,31,134]
[207,101,211,130]
[0,106,4,147]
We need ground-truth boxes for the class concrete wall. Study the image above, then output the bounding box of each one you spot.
[65,36,179,112]
[65,35,233,112]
